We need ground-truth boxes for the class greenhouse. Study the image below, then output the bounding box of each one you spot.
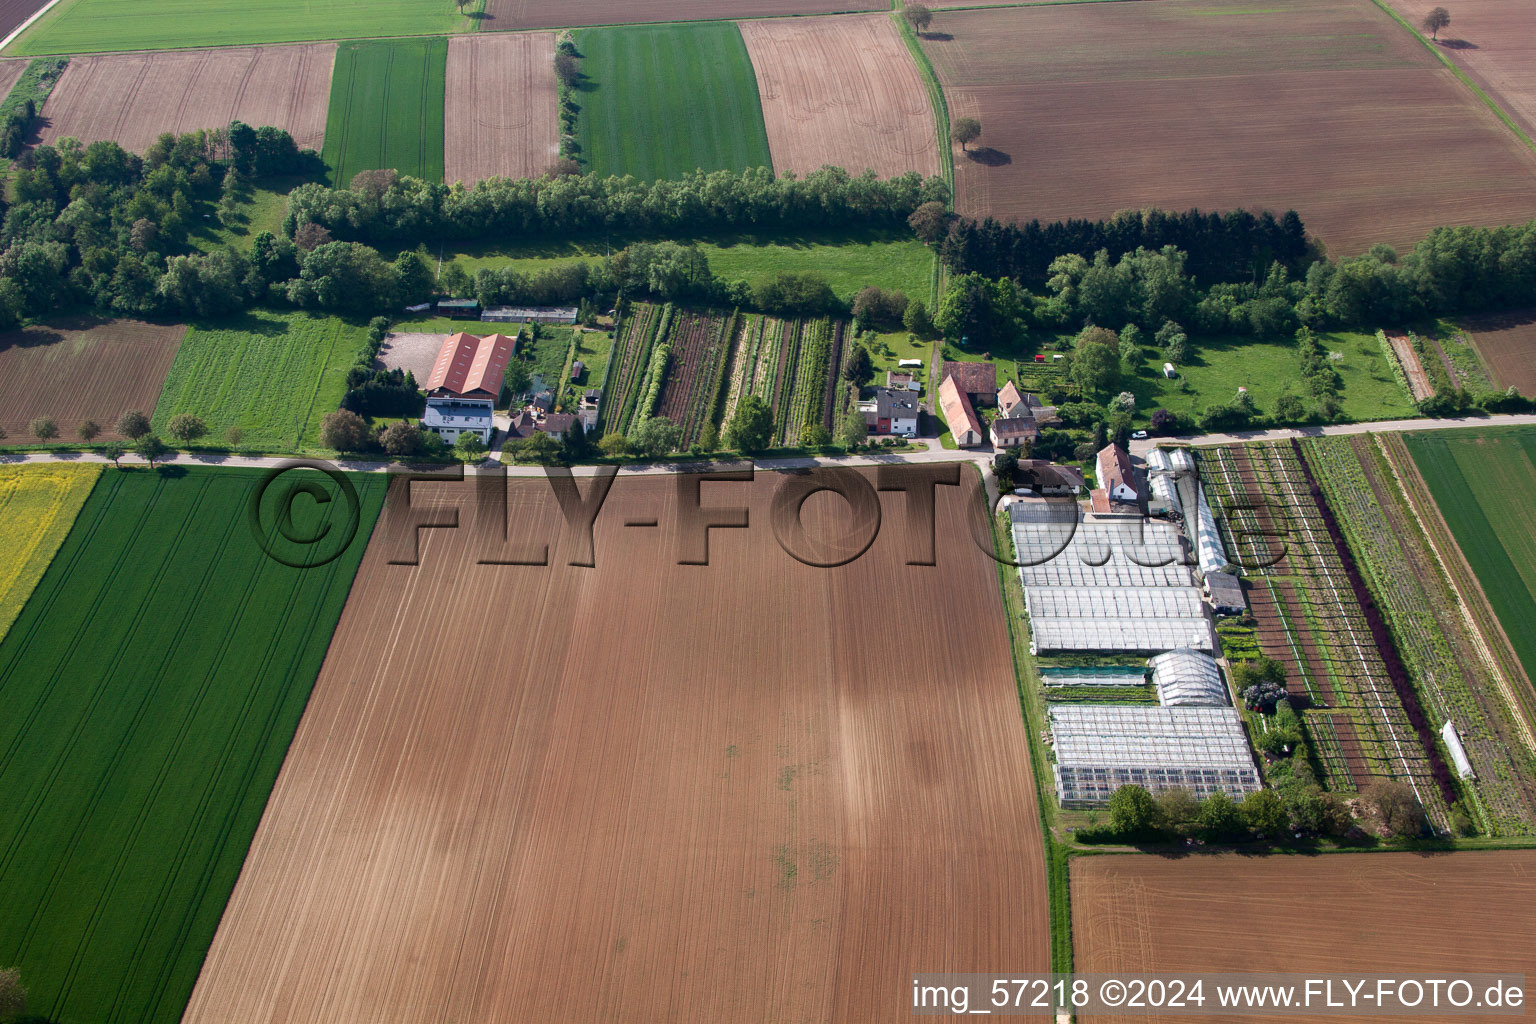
[1148,650,1230,706]
[1049,705,1261,805]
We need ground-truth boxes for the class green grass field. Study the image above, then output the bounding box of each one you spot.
[0,466,383,1024]
[9,0,478,55]
[323,38,447,186]
[429,230,934,305]
[1407,426,1536,684]
[1121,331,1418,426]
[189,181,300,254]
[152,310,368,451]
[573,23,770,181]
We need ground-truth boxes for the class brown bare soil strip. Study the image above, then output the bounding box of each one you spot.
[445,33,558,185]
[741,15,939,179]
[0,317,184,441]
[0,0,48,40]
[1458,307,1536,392]
[479,0,885,31]
[1074,851,1536,1024]
[1384,0,1536,139]
[184,472,1049,1024]
[0,58,25,99]
[38,44,333,154]
[921,0,1536,254]
[1385,331,1435,400]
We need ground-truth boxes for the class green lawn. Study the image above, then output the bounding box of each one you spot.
[573,22,770,181]
[323,37,447,186]
[0,466,383,1024]
[9,0,478,54]
[1120,331,1418,425]
[1407,426,1536,684]
[188,181,297,254]
[152,310,368,451]
[426,230,934,305]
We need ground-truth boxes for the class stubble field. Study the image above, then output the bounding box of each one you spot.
[1073,852,1536,1023]
[741,14,939,179]
[0,318,185,442]
[184,470,1050,1024]
[37,45,333,153]
[479,0,885,31]
[1382,0,1536,138]
[444,32,558,185]
[921,0,1536,254]
[1459,307,1536,392]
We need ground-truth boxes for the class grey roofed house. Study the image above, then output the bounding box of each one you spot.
[583,388,603,403]
[877,387,918,419]
[480,305,579,325]
[1013,459,1086,495]
[990,416,1038,447]
[1205,571,1247,614]
[540,413,578,437]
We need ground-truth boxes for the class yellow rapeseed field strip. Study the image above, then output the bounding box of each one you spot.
[0,464,101,642]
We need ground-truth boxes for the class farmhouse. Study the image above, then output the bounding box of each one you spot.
[941,360,997,406]
[425,332,516,401]
[577,389,601,431]
[1049,705,1261,805]
[1014,459,1085,496]
[939,376,985,447]
[990,416,1037,449]
[860,387,919,436]
[422,331,516,444]
[480,305,579,325]
[1096,443,1139,503]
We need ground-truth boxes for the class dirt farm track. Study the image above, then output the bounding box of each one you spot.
[1074,851,1536,1024]
[184,472,1049,1024]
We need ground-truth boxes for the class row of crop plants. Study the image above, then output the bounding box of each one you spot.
[1304,435,1536,835]
[777,319,832,446]
[654,310,737,447]
[719,313,766,428]
[1247,442,1454,828]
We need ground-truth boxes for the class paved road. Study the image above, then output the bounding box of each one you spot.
[7,411,1530,474]
[1128,411,1536,456]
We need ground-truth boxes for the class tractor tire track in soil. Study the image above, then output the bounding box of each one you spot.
[183,472,1050,1024]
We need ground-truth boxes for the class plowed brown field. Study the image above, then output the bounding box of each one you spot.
[1460,307,1536,392]
[741,15,939,178]
[0,318,184,441]
[1384,0,1536,139]
[0,58,24,99]
[1074,851,1536,1024]
[38,43,333,153]
[184,470,1048,1024]
[480,0,885,31]
[921,0,1536,254]
[445,32,558,185]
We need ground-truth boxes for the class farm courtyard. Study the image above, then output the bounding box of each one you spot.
[184,471,1050,1024]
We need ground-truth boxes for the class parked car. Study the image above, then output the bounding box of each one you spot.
[1131,429,1148,440]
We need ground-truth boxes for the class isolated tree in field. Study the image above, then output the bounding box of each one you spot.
[951,117,982,153]
[907,200,950,244]
[116,409,151,440]
[838,407,868,449]
[1108,784,1163,836]
[724,394,774,453]
[320,408,371,452]
[1422,6,1450,39]
[630,415,682,458]
[454,430,487,462]
[1368,780,1428,838]
[100,441,125,467]
[380,420,422,456]
[167,413,208,444]
[0,966,26,1021]
[133,434,169,467]
[29,416,57,441]
[904,2,933,33]
[598,431,629,457]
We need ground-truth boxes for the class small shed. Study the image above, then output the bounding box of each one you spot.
[571,360,585,381]
[437,298,481,320]
[1205,572,1247,614]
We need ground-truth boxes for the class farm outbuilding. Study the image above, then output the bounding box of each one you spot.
[426,332,517,401]
[480,305,579,325]
[1148,650,1229,706]
[939,375,984,447]
[1049,705,1261,806]
[437,299,482,319]
[1204,572,1247,614]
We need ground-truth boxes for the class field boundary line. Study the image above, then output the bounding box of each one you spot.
[890,7,952,198]
[1365,0,1536,153]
